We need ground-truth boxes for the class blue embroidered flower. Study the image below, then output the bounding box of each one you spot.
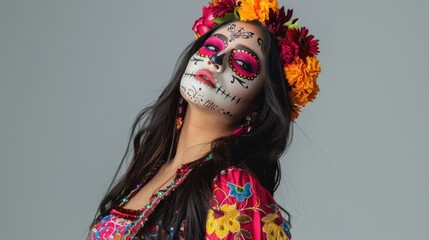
[282,218,291,235]
[226,182,253,202]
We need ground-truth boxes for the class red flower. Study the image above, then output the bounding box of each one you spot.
[192,6,217,37]
[211,0,238,18]
[265,7,295,37]
[287,27,320,58]
[279,37,299,65]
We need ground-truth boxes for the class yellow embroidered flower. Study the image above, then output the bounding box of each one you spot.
[262,213,288,240]
[284,56,321,108]
[206,208,217,234]
[206,204,241,238]
[238,0,279,23]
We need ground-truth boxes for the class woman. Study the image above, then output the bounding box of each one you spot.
[88,1,320,239]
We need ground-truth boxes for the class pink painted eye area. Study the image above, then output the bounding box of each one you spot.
[229,50,260,79]
[198,35,227,57]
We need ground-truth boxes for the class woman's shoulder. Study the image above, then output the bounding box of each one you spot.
[211,166,276,206]
[213,165,256,179]
[212,166,263,192]
[207,166,292,239]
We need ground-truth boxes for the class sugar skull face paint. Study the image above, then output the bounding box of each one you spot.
[180,21,266,119]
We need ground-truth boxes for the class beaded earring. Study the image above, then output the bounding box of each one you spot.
[232,110,258,136]
[176,97,185,131]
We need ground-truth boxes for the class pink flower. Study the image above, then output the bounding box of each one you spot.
[192,6,217,37]
[279,37,299,65]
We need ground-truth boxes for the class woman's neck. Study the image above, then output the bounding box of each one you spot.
[169,104,236,168]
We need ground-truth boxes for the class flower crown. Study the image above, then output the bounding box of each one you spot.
[192,0,321,120]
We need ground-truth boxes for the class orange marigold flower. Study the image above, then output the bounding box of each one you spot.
[285,56,321,107]
[291,104,301,121]
[305,56,321,80]
[306,79,320,103]
[238,0,279,23]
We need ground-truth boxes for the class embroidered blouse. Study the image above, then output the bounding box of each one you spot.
[89,155,291,240]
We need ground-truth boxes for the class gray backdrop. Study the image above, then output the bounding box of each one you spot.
[1,0,428,239]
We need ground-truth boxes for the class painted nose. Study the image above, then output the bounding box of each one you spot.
[209,53,225,66]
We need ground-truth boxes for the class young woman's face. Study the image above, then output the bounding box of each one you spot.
[180,21,266,119]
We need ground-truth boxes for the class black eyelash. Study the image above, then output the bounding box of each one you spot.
[235,60,254,72]
[205,45,217,51]
[197,34,229,59]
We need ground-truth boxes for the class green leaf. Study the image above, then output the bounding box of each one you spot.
[284,19,299,29]
[237,214,252,223]
[213,13,237,24]
[234,232,242,240]
[240,229,253,239]
[234,6,240,19]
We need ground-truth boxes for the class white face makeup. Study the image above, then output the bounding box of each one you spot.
[180,21,266,119]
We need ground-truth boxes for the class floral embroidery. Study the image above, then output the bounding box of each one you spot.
[90,154,213,240]
[262,213,288,240]
[89,214,131,240]
[227,182,253,202]
[206,204,241,238]
[282,220,291,238]
[90,159,290,240]
[206,167,291,240]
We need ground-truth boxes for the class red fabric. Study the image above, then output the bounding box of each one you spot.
[89,165,291,240]
[205,167,291,240]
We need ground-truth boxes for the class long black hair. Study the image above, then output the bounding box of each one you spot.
[89,19,294,239]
